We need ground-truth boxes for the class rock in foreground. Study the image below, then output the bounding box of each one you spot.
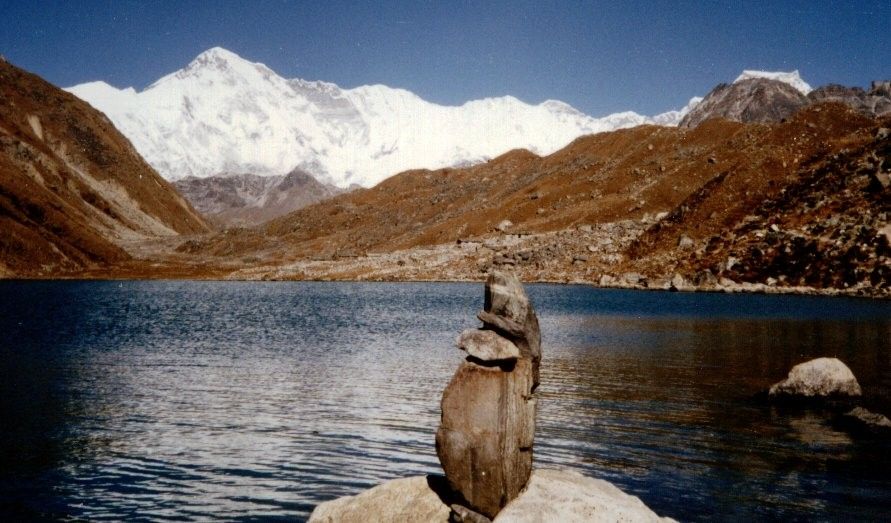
[307,469,674,522]
[768,357,862,398]
[308,475,452,522]
[437,271,540,518]
[496,469,674,522]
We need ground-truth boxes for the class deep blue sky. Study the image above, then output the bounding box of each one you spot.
[1,1,888,116]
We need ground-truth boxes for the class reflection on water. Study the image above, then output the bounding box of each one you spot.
[0,281,889,521]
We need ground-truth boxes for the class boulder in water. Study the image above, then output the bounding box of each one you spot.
[768,357,862,398]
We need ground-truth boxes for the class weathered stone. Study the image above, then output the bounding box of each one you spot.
[436,359,535,518]
[768,357,862,398]
[457,329,520,362]
[437,271,541,519]
[309,470,674,522]
[308,475,452,522]
[495,469,675,522]
[677,234,694,249]
[478,271,541,389]
[496,219,513,232]
[669,273,689,291]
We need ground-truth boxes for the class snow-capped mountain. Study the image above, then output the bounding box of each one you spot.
[733,70,812,94]
[67,47,695,188]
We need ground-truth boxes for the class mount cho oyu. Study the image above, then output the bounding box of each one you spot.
[66,47,701,188]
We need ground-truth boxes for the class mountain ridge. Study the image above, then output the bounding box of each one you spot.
[66,47,700,187]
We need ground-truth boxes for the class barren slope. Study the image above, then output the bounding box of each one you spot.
[0,57,208,276]
[176,103,887,296]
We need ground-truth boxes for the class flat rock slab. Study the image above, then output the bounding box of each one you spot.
[458,328,520,361]
[308,475,452,523]
[308,469,675,522]
[769,357,862,398]
[496,469,675,522]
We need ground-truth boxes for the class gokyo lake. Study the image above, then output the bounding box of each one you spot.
[1,281,889,521]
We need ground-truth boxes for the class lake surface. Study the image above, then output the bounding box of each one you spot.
[1,281,889,521]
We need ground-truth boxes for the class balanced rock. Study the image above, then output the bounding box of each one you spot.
[768,357,862,398]
[458,329,521,362]
[477,271,541,389]
[436,271,540,518]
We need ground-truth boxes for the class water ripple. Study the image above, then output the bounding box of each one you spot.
[0,281,889,521]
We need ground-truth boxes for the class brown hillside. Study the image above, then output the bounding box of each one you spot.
[194,105,846,256]
[179,102,887,296]
[0,57,208,276]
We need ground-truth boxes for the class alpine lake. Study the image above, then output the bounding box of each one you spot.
[1,281,889,521]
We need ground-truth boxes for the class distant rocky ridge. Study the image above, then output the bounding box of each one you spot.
[0,56,208,276]
[177,102,889,297]
[681,76,890,128]
[172,168,343,227]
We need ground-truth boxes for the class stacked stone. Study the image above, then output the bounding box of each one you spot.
[435,271,541,520]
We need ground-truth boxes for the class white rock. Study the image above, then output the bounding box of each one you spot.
[308,470,674,523]
[495,469,674,522]
[769,357,862,398]
[308,476,450,522]
[497,220,514,232]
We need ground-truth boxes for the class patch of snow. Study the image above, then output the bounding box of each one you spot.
[734,70,812,94]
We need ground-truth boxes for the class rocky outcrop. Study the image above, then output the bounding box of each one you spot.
[681,77,891,129]
[172,168,343,227]
[768,357,862,398]
[679,78,809,129]
[307,475,452,522]
[435,271,540,519]
[308,470,674,522]
[496,469,674,522]
[808,83,891,118]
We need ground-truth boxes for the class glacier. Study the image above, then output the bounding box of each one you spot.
[66,47,705,188]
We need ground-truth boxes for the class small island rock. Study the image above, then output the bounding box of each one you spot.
[769,357,862,398]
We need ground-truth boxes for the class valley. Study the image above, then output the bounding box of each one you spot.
[1,51,888,298]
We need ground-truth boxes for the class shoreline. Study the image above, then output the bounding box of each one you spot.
[4,272,889,301]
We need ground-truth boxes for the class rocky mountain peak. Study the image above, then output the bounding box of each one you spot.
[679,77,810,128]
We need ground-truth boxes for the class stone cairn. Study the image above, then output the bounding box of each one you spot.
[435,270,541,520]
